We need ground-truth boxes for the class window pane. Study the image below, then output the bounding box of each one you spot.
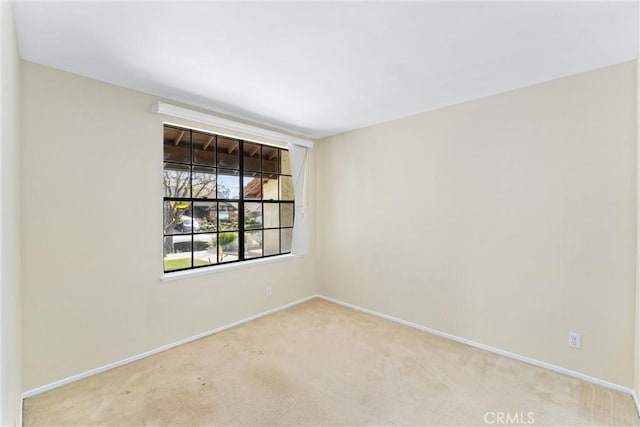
[192,166,216,199]
[164,201,192,235]
[280,176,294,201]
[243,142,261,171]
[217,136,240,169]
[263,174,279,200]
[193,131,216,166]
[163,126,191,163]
[219,232,239,263]
[163,127,297,272]
[218,169,240,199]
[280,203,294,227]
[193,201,217,232]
[194,233,217,266]
[218,202,239,231]
[264,229,279,256]
[263,203,279,228]
[244,230,262,259]
[244,202,262,229]
[164,235,192,271]
[243,172,262,200]
[281,228,293,253]
[163,163,190,198]
[262,146,279,173]
[280,150,291,175]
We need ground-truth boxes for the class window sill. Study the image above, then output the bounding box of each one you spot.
[160,254,303,282]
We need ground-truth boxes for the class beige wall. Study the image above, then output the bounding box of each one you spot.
[20,62,317,391]
[18,54,638,394]
[635,57,640,401]
[317,61,637,387]
[0,2,22,425]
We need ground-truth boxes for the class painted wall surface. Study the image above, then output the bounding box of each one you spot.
[21,61,317,391]
[317,61,637,387]
[635,57,640,404]
[0,2,22,425]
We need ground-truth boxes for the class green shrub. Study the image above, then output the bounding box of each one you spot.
[220,221,239,231]
[219,232,238,251]
[245,217,261,229]
[200,219,216,231]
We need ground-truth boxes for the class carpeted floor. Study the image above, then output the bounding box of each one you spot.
[23,298,639,426]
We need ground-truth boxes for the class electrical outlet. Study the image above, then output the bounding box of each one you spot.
[568,332,581,349]
[266,286,272,297]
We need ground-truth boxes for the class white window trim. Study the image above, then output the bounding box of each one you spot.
[161,254,304,281]
[155,101,313,277]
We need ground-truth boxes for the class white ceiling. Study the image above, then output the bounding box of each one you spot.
[13,1,639,139]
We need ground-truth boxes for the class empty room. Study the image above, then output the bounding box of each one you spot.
[1,1,640,426]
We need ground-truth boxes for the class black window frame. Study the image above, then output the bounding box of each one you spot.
[163,124,294,273]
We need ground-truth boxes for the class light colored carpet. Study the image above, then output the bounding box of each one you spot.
[23,298,639,426]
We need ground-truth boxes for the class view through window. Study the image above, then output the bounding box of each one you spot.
[163,124,294,272]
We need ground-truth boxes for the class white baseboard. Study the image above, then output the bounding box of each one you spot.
[21,294,319,400]
[316,295,636,398]
[20,293,640,420]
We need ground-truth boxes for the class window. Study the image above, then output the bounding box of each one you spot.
[163,124,294,272]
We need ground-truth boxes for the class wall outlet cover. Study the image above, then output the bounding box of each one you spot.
[568,332,581,349]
